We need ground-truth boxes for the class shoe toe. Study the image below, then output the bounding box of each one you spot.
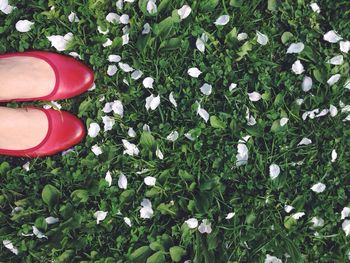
[54,56,94,99]
[34,109,86,156]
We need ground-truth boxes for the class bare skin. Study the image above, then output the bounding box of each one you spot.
[0,56,54,150]
[0,107,48,150]
[0,56,55,100]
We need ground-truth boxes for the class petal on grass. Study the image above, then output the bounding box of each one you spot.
[188,67,202,78]
[105,170,112,186]
[185,218,198,229]
[286,42,304,54]
[94,211,108,224]
[177,5,191,20]
[144,176,156,186]
[15,20,34,32]
[88,123,100,138]
[269,164,280,180]
[214,15,230,26]
[118,173,127,189]
[323,30,342,43]
[256,31,268,45]
[310,182,326,193]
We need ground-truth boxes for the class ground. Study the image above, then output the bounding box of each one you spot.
[0,0,350,262]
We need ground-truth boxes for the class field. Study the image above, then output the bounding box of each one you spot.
[1,0,350,262]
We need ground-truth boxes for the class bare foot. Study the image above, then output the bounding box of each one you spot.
[0,56,55,100]
[0,107,48,150]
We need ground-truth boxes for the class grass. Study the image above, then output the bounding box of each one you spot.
[1,0,350,262]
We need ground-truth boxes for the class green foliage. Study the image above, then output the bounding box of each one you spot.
[1,0,350,262]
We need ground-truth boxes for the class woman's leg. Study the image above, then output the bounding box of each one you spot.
[0,107,48,150]
[0,56,55,100]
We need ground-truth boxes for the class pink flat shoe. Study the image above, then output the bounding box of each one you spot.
[0,51,94,102]
[0,106,86,157]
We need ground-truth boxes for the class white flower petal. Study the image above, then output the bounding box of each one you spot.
[310,182,326,193]
[3,240,18,255]
[45,216,59,224]
[280,117,289,127]
[118,173,127,189]
[144,176,156,186]
[112,100,124,117]
[15,20,34,32]
[140,198,153,219]
[286,42,304,54]
[311,219,324,228]
[122,33,129,45]
[331,149,337,162]
[107,65,118,76]
[341,207,350,220]
[265,254,282,263]
[131,70,143,80]
[94,211,108,224]
[88,123,100,138]
[200,83,212,95]
[236,143,248,166]
[169,92,177,108]
[323,30,342,43]
[119,14,129,24]
[32,226,47,239]
[22,161,30,171]
[146,0,157,15]
[340,41,350,53]
[248,91,262,101]
[142,23,151,34]
[105,170,112,186]
[108,54,121,63]
[284,205,294,213]
[310,3,320,13]
[118,62,134,72]
[256,31,268,45]
[188,67,202,78]
[185,218,198,229]
[177,5,191,20]
[47,32,73,51]
[342,220,350,236]
[302,76,313,92]
[226,212,235,219]
[155,147,164,159]
[68,11,79,22]
[198,219,212,234]
[327,74,341,86]
[69,52,81,59]
[102,116,115,131]
[196,33,208,53]
[91,144,103,156]
[122,139,139,156]
[298,137,312,146]
[237,33,248,41]
[269,164,280,180]
[229,83,237,91]
[145,94,160,110]
[214,15,230,26]
[124,217,132,227]
[329,104,338,117]
[143,77,154,89]
[166,131,179,142]
[291,212,305,220]
[106,12,120,23]
[102,38,113,47]
[97,26,109,35]
[128,127,137,138]
[327,55,344,65]
[196,103,209,122]
[291,60,304,74]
